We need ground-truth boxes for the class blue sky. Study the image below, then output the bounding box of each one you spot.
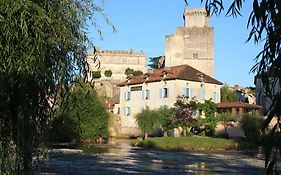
[88,0,262,87]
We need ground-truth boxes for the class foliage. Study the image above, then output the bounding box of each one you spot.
[48,113,80,143]
[171,97,197,129]
[217,112,236,138]
[220,85,239,102]
[136,109,163,139]
[49,79,110,142]
[132,70,143,77]
[157,108,174,131]
[239,112,264,144]
[104,70,112,77]
[197,99,218,136]
[92,71,102,79]
[148,56,164,69]
[198,0,281,171]
[135,136,241,151]
[0,0,113,172]
[125,67,143,77]
[125,67,134,76]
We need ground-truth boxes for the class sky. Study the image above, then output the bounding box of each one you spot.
[88,0,262,87]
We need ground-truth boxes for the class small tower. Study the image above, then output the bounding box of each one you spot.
[165,8,214,77]
[184,8,210,28]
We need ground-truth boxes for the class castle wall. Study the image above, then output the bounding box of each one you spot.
[87,50,147,81]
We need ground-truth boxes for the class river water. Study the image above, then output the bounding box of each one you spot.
[34,138,265,174]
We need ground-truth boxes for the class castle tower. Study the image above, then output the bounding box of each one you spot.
[165,8,214,77]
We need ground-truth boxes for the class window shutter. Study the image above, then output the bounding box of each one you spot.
[124,92,127,101]
[128,92,131,101]
[127,107,131,116]
[123,107,126,116]
[147,90,150,99]
[200,88,203,100]
[190,88,193,98]
[167,88,170,97]
[213,92,217,102]
[142,90,144,100]
[184,88,187,97]
[203,89,205,99]
[159,88,162,98]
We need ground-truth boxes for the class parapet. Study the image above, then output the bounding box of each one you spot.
[184,8,210,28]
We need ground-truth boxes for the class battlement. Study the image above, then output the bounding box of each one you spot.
[184,8,210,28]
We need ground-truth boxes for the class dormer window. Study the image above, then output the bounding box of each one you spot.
[163,72,167,78]
[145,74,150,81]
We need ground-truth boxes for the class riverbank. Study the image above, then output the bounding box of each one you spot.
[132,135,250,152]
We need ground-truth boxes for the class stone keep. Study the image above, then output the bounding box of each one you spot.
[165,8,214,77]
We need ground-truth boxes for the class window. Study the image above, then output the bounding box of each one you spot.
[193,53,198,59]
[126,107,131,116]
[145,90,150,100]
[163,88,169,98]
[117,107,120,114]
[184,88,189,98]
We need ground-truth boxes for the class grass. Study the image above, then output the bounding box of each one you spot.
[134,135,242,152]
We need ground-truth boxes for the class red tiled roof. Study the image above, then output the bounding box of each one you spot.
[217,102,262,109]
[117,64,222,87]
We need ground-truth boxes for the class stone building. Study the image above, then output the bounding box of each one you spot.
[115,65,222,134]
[165,8,214,77]
[86,50,147,82]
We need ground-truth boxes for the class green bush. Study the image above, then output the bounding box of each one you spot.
[49,80,110,142]
[133,70,143,76]
[48,114,80,142]
[92,71,101,79]
[239,112,264,144]
[104,70,112,77]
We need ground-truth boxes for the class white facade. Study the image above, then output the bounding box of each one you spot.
[115,75,221,133]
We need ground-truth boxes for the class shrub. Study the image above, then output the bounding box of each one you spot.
[133,70,143,76]
[104,70,112,77]
[239,112,264,144]
[92,71,101,79]
[125,67,134,76]
[217,112,236,138]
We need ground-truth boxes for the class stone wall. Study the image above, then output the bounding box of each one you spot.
[87,50,147,81]
[165,8,214,77]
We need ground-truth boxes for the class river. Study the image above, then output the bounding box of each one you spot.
[34,138,265,174]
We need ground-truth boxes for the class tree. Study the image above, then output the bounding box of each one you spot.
[157,107,174,137]
[136,109,163,140]
[221,85,239,102]
[0,0,113,173]
[104,70,112,78]
[217,112,236,138]
[49,80,110,142]
[198,0,281,171]
[148,56,164,69]
[172,96,197,135]
[197,99,218,136]
[239,112,263,144]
